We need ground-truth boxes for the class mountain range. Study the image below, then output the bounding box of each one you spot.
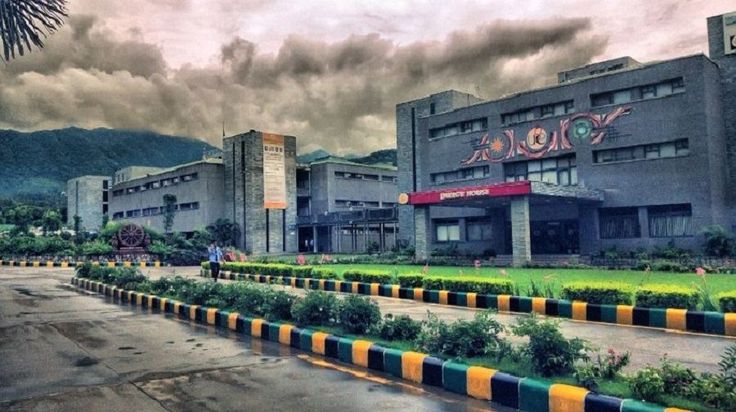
[0,127,397,202]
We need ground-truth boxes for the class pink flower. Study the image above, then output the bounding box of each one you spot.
[474,259,481,269]
[695,267,706,277]
[296,254,306,265]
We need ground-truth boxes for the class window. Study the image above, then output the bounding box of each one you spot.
[151,181,161,189]
[431,118,487,139]
[103,204,108,214]
[641,85,656,99]
[381,175,396,182]
[541,104,555,117]
[599,208,640,239]
[591,93,613,107]
[126,209,141,218]
[648,204,692,237]
[102,180,109,190]
[675,140,689,155]
[182,173,197,182]
[364,201,379,208]
[504,155,576,186]
[432,166,488,184]
[102,191,108,202]
[436,222,460,242]
[430,103,436,114]
[613,90,632,104]
[671,78,685,93]
[112,212,123,219]
[467,221,493,241]
[364,174,379,181]
[179,202,199,211]
[112,189,124,197]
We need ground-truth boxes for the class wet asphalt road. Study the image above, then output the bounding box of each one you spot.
[0,267,507,411]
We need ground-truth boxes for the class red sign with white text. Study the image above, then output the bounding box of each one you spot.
[405,181,531,205]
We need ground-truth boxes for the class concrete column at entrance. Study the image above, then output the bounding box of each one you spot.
[414,206,430,261]
[312,226,318,253]
[510,196,531,267]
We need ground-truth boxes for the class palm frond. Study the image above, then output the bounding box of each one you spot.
[0,0,67,61]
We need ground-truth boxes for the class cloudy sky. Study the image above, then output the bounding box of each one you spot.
[0,0,733,154]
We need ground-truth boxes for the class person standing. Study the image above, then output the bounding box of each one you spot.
[208,241,223,282]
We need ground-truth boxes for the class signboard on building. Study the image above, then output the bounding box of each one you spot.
[262,133,287,209]
[725,12,736,55]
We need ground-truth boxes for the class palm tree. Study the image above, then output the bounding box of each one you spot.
[0,0,67,61]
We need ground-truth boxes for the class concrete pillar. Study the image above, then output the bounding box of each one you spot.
[312,226,318,253]
[510,196,531,267]
[414,206,430,261]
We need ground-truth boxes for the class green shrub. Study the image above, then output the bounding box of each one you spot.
[338,295,381,334]
[414,311,507,359]
[717,290,736,313]
[511,315,587,377]
[177,281,224,306]
[629,367,665,402]
[658,356,698,396]
[342,270,393,284]
[397,274,424,288]
[262,289,297,321]
[560,282,634,305]
[291,291,339,326]
[437,278,515,295]
[650,260,690,273]
[311,268,339,279]
[373,314,422,341]
[635,284,698,309]
[701,225,735,258]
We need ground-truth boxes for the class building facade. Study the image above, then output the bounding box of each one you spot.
[66,175,110,231]
[397,12,736,265]
[296,157,399,253]
[109,159,225,235]
[113,166,165,185]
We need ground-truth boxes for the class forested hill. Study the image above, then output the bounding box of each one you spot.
[0,127,216,199]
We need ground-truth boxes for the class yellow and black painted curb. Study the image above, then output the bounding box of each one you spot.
[201,269,736,338]
[0,260,161,268]
[71,276,689,412]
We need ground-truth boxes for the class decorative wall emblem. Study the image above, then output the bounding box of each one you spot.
[461,106,631,165]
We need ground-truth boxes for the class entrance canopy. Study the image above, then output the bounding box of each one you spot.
[399,181,604,206]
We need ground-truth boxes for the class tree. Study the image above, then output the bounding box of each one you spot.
[41,209,61,235]
[206,218,240,246]
[162,194,177,236]
[72,214,82,244]
[701,225,735,258]
[0,0,68,61]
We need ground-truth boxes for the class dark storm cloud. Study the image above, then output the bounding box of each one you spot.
[0,14,605,154]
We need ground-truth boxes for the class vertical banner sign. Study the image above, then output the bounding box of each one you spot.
[262,133,287,209]
[725,12,736,55]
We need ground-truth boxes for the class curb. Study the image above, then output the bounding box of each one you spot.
[71,276,690,412]
[0,260,162,268]
[201,269,736,338]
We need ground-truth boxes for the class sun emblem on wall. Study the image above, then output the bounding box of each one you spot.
[490,137,504,153]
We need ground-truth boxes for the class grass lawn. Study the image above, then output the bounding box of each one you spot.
[322,264,736,296]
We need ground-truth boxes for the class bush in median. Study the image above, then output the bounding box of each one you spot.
[339,295,381,334]
[437,277,514,295]
[717,290,736,313]
[560,281,634,305]
[635,284,698,309]
[291,291,339,326]
[397,274,424,288]
[342,269,393,284]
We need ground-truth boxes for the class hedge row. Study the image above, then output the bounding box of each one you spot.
[342,269,393,284]
[205,262,338,279]
[561,282,699,309]
[399,274,514,295]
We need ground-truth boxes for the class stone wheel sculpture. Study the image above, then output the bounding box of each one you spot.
[118,224,146,248]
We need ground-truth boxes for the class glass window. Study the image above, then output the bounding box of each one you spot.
[675,139,689,155]
[671,78,685,93]
[641,85,656,99]
[644,144,660,159]
[648,204,693,237]
[565,101,575,113]
[541,105,554,117]
[656,82,673,97]
[541,170,558,184]
[599,207,641,239]
[660,143,676,157]
[467,221,493,241]
[592,93,613,107]
[436,222,460,242]
[613,90,632,104]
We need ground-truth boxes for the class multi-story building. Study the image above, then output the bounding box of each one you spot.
[66,175,111,231]
[296,157,399,253]
[396,12,736,266]
[113,166,165,185]
[108,158,225,235]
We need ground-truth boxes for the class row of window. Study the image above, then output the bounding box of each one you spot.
[429,118,488,139]
[334,171,397,183]
[591,77,684,107]
[504,155,578,186]
[431,165,490,184]
[436,221,492,242]
[599,204,692,239]
[112,173,199,197]
[501,100,575,126]
[334,199,396,209]
[593,139,689,163]
[111,202,200,220]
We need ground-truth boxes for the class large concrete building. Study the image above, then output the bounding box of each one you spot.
[108,158,225,235]
[397,11,736,266]
[296,157,398,253]
[66,175,111,231]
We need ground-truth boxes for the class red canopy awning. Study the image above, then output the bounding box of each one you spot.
[400,181,531,206]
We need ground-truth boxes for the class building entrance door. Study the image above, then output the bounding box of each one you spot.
[530,220,579,254]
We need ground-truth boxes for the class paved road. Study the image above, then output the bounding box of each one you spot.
[148,266,736,374]
[0,267,506,411]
